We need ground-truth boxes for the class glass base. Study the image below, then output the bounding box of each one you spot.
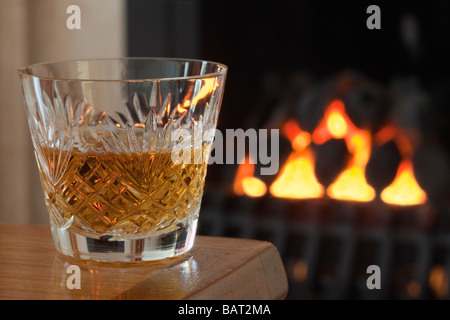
[51,220,197,262]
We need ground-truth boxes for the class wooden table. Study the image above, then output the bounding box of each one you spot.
[0,223,288,300]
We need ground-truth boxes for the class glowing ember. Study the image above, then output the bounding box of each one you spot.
[270,151,324,199]
[381,160,427,206]
[242,177,267,197]
[429,265,449,298]
[292,259,308,282]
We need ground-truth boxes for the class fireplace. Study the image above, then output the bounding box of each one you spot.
[128,0,450,300]
[197,71,449,300]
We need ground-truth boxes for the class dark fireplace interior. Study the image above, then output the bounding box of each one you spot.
[128,0,450,299]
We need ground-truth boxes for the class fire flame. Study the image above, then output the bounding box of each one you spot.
[242,177,267,198]
[327,132,375,202]
[270,150,324,199]
[233,99,427,206]
[313,100,375,202]
[233,157,267,198]
[312,100,359,143]
[283,119,312,152]
[380,159,427,206]
[269,120,323,199]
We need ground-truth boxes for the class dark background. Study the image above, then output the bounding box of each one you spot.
[128,0,449,133]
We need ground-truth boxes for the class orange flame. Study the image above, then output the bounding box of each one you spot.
[270,120,323,199]
[270,150,324,199]
[312,100,360,144]
[327,166,376,202]
[282,119,312,152]
[327,111,348,138]
[311,100,375,202]
[326,129,375,202]
[242,177,267,198]
[233,157,254,195]
[380,159,427,206]
[373,124,397,146]
[232,99,427,206]
[233,157,267,197]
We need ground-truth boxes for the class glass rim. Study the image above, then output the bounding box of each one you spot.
[17,57,228,82]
